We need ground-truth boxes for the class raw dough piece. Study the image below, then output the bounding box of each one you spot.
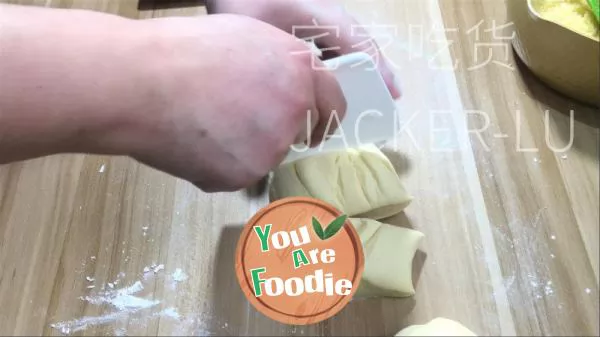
[350,218,424,298]
[269,144,412,220]
[395,317,477,336]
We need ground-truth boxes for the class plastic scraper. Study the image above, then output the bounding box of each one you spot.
[280,52,398,166]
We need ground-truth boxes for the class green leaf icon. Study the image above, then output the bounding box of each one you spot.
[587,0,600,23]
[323,214,348,240]
[312,217,325,240]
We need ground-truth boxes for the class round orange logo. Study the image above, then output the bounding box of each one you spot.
[235,196,364,325]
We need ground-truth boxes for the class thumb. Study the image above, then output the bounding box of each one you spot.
[309,57,348,148]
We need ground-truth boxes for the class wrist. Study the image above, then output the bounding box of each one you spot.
[70,19,166,158]
[0,5,161,161]
[60,17,165,158]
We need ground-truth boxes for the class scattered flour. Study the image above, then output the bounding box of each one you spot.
[491,208,559,312]
[157,307,180,320]
[109,295,159,311]
[544,281,554,296]
[114,327,127,336]
[172,268,188,283]
[50,266,187,336]
[79,280,154,311]
[168,268,189,290]
[50,310,128,335]
[153,264,165,273]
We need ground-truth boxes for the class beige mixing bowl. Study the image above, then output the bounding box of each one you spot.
[507,0,600,107]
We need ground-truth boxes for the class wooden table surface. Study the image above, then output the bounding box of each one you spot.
[1,0,598,336]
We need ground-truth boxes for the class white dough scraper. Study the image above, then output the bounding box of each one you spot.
[280,52,398,165]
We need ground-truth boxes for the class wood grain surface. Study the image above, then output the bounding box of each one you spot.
[0,0,598,336]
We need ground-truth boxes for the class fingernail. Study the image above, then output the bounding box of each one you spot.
[390,83,400,99]
[386,77,400,99]
[380,58,401,99]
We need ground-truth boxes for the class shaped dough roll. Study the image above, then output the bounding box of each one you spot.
[269,145,412,220]
[395,317,477,336]
[350,218,424,298]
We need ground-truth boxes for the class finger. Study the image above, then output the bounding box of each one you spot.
[310,57,347,148]
[293,104,319,145]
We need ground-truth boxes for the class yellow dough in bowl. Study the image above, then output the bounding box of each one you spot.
[532,0,599,40]
[395,317,477,336]
[350,218,424,298]
[269,144,413,220]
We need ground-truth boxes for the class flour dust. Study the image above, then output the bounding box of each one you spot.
[49,264,207,336]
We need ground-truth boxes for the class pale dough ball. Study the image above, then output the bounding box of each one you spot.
[269,144,413,220]
[350,218,424,298]
[395,317,477,336]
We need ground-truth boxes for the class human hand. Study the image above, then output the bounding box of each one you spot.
[205,0,401,99]
[128,14,347,192]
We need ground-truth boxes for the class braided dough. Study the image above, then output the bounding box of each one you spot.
[395,317,476,336]
[351,218,424,298]
[269,144,412,220]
